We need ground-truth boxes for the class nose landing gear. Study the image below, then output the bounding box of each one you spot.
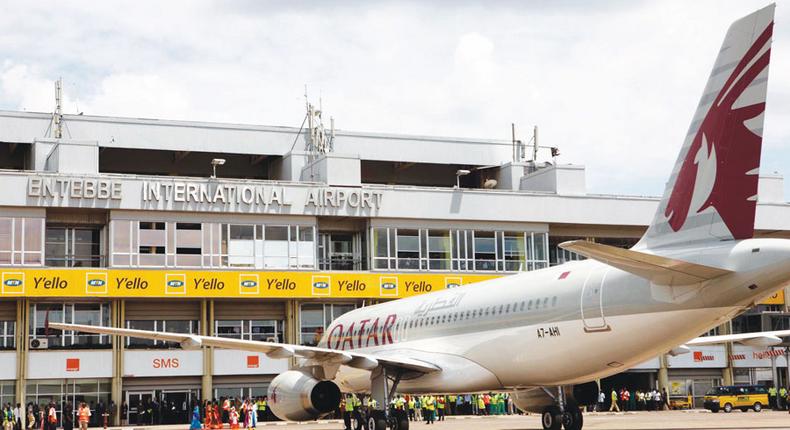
[541,387,583,430]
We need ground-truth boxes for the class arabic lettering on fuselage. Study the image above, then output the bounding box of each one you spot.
[414,293,465,316]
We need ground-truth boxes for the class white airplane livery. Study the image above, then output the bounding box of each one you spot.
[53,5,790,430]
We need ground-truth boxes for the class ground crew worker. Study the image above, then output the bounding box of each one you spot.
[769,386,778,409]
[447,395,456,416]
[609,389,620,412]
[424,396,435,424]
[341,396,354,430]
[780,387,788,410]
[476,395,485,415]
[407,396,415,421]
[78,403,90,430]
[436,396,445,421]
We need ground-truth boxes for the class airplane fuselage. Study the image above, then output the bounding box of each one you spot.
[318,238,790,393]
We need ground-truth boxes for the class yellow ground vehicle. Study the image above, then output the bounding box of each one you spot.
[703,385,768,413]
[669,395,692,410]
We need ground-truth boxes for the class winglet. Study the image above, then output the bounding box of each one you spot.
[559,240,732,286]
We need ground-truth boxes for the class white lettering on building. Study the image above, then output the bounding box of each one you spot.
[28,178,122,200]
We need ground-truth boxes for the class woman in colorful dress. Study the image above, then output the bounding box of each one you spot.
[190,405,202,430]
[228,407,239,430]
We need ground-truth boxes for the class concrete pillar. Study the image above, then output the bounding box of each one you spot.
[722,323,734,386]
[657,355,669,391]
[15,299,27,429]
[201,300,213,401]
[285,300,300,369]
[111,299,124,426]
[785,350,790,389]
[772,353,779,390]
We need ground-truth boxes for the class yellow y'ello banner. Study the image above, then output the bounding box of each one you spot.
[0,269,500,299]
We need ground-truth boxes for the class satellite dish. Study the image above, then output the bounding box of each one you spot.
[483,179,498,189]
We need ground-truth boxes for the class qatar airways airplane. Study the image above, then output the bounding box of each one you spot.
[53,5,790,430]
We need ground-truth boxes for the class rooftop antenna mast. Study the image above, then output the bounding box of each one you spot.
[53,78,63,139]
[532,125,538,162]
[304,87,335,159]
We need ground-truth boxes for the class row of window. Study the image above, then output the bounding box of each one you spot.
[111,221,316,269]
[372,228,549,272]
[0,217,44,266]
[26,303,343,348]
[2,217,567,273]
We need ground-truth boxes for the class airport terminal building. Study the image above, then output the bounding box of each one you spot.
[1,108,790,420]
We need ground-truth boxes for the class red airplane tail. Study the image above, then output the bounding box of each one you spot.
[637,4,774,250]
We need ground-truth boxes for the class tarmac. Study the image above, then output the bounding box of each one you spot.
[105,410,790,429]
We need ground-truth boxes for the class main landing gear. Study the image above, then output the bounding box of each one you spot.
[541,387,583,430]
[367,366,409,430]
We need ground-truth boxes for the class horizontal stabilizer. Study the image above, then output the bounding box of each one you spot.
[559,240,732,286]
[687,329,790,346]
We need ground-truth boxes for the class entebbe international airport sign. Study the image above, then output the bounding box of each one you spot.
[26,176,384,212]
[0,269,498,299]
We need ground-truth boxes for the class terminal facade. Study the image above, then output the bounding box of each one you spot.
[1,108,790,421]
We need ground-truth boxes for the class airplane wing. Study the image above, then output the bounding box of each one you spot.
[559,240,732,285]
[686,330,790,347]
[48,322,440,374]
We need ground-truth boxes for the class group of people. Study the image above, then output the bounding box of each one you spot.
[603,388,669,412]
[189,397,272,430]
[1,403,93,430]
[768,386,790,410]
[340,393,516,429]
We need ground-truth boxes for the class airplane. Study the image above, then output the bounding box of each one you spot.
[51,5,789,430]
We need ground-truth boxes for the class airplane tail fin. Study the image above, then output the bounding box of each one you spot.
[636,5,774,250]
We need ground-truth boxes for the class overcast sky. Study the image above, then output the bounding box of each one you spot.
[1,1,788,198]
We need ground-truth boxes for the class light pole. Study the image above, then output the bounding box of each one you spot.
[211,158,226,179]
[455,169,471,188]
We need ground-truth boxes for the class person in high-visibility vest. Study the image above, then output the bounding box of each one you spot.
[424,396,435,424]
[769,386,778,409]
[341,395,355,430]
[447,395,457,416]
[780,387,788,410]
[476,395,485,416]
[407,396,416,421]
[77,403,91,430]
[609,389,620,412]
[436,396,445,421]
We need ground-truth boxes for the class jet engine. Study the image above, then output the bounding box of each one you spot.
[268,370,341,421]
[512,382,599,413]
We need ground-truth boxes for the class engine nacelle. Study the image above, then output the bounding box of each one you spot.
[513,383,600,414]
[268,370,341,421]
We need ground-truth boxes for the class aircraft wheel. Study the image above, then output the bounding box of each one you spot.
[723,403,733,413]
[368,411,387,430]
[562,403,583,430]
[541,406,562,430]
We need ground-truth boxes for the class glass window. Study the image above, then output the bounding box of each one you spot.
[30,303,110,348]
[0,322,15,349]
[126,320,156,348]
[503,232,525,271]
[428,230,451,270]
[372,228,392,269]
[300,304,324,346]
[46,227,102,267]
[300,303,355,346]
[216,320,242,339]
[474,231,496,271]
[396,229,420,270]
[264,226,289,269]
[125,320,198,348]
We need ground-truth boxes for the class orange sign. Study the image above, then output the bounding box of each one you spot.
[66,358,80,372]
[246,356,259,369]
